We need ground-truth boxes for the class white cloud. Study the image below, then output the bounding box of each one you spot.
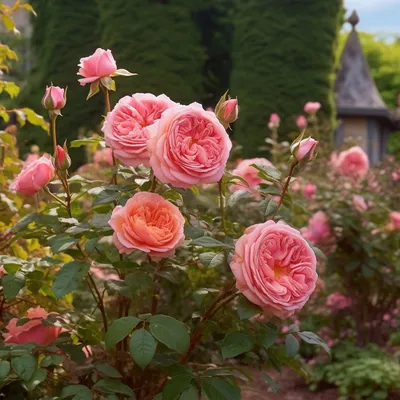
[345,0,400,12]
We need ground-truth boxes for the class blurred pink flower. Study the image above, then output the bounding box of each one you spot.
[302,211,333,248]
[389,211,400,230]
[230,158,273,192]
[352,195,368,212]
[336,146,369,181]
[326,292,352,312]
[296,115,307,129]
[268,113,280,129]
[304,102,321,114]
[94,148,114,166]
[303,183,317,199]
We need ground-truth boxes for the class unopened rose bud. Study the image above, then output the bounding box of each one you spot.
[296,115,307,129]
[291,137,318,161]
[54,144,71,171]
[215,91,238,128]
[304,102,321,114]
[42,85,67,113]
[268,113,280,130]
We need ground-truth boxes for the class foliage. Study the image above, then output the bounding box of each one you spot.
[231,0,343,156]
[310,342,400,400]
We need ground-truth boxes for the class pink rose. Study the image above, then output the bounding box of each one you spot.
[103,93,176,167]
[296,115,307,129]
[389,211,400,230]
[3,307,63,345]
[12,155,55,196]
[329,151,339,168]
[230,220,318,318]
[326,293,352,312]
[147,103,232,188]
[216,98,239,126]
[90,264,121,281]
[230,158,273,192]
[336,146,369,181]
[41,85,66,110]
[94,148,114,166]
[303,183,317,199]
[77,48,117,86]
[392,170,400,181]
[292,137,318,161]
[24,153,39,166]
[109,192,185,259]
[302,211,333,248]
[268,113,280,129]
[304,102,321,114]
[352,195,368,212]
[55,145,71,171]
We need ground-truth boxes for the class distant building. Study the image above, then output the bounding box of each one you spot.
[334,10,396,164]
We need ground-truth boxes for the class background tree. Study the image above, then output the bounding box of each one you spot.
[231,0,343,157]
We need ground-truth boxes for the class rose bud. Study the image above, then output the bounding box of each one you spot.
[216,98,238,126]
[291,137,318,161]
[54,144,71,171]
[296,115,307,129]
[304,102,321,114]
[42,85,67,112]
[268,113,280,129]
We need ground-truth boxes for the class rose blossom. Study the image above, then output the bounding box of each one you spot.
[230,220,318,318]
[94,148,114,166]
[147,103,232,188]
[352,195,368,212]
[12,155,55,196]
[336,146,369,181]
[303,183,317,199]
[304,102,321,114]
[302,211,333,248]
[296,115,307,129]
[268,113,280,129]
[326,293,352,312]
[292,137,318,161]
[77,48,117,86]
[103,93,176,167]
[3,307,62,345]
[230,158,273,192]
[24,153,39,166]
[389,211,400,230]
[109,192,185,259]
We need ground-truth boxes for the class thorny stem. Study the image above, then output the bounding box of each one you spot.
[87,273,108,332]
[270,161,298,220]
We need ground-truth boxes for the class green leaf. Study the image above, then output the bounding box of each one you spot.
[4,81,20,98]
[221,332,254,359]
[199,252,225,268]
[0,360,10,382]
[40,355,64,367]
[191,237,233,250]
[298,331,330,353]
[285,334,300,358]
[95,363,122,378]
[2,14,15,30]
[129,328,157,369]
[258,324,278,349]
[49,234,78,254]
[61,385,92,399]
[163,374,193,400]
[262,372,279,393]
[70,137,104,148]
[251,164,282,181]
[237,296,262,320]
[2,272,25,300]
[89,213,112,229]
[105,316,141,349]
[11,213,40,233]
[52,261,90,298]
[11,354,37,381]
[93,190,120,206]
[201,377,240,400]
[259,199,278,218]
[149,315,190,354]
[180,385,199,400]
[57,344,86,363]
[25,368,47,392]
[92,379,135,397]
[184,226,207,239]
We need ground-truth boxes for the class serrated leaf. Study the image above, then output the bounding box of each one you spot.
[61,385,92,399]
[163,374,193,400]
[25,368,47,392]
[11,354,36,381]
[95,363,122,378]
[237,296,262,320]
[0,360,10,382]
[191,237,233,250]
[221,332,254,359]
[105,316,141,349]
[130,328,157,369]
[52,261,90,298]
[2,272,25,300]
[40,355,64,367]
[70,137,104,148]
[92,379,135,397]
[201,377,240,400]
[285,334,300,358]
[149,315,190,354]
[262,372,279,393]
[199,252,225,268]
[49,234,78,254]
[298,331,330,353]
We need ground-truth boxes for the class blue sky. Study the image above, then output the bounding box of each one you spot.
[344,0,400,34]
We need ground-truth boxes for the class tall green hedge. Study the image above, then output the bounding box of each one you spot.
[231,0,343,157]
[22,0,102,163]
[96,0,205,105]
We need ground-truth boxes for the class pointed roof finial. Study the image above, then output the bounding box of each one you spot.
[347,10,359,30]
